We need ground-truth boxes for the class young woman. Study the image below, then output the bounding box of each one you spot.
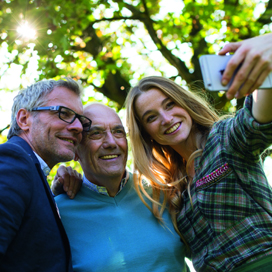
[125,34,272,272]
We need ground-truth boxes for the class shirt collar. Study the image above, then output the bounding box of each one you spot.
[33,152,51,177]
[82,170,129,196]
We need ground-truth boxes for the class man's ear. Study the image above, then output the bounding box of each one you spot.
[16,109,32,132]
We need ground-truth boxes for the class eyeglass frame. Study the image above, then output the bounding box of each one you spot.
[31,105,92,132]
[85,125,127,141]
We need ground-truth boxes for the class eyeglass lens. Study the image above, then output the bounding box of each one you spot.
[59,107,91,132]
[59,107,76,123]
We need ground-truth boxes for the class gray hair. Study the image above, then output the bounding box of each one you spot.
[7,78,83,139]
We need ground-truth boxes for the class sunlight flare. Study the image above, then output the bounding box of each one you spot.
[17,21,36,40]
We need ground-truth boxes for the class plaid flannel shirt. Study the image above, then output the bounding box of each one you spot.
[177,95,272,272]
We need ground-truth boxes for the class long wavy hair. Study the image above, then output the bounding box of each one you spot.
[125,76,220,252]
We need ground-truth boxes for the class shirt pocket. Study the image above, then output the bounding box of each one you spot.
[196,163,231,191]
[195,163,254,233]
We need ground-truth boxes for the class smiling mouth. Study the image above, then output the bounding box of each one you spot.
[100,155,119,160]
[60,138,74,144]
[165,123,180,134]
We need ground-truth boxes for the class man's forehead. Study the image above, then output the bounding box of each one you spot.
[45,87,83,112]
[90,123,124,130]
[84,104,122,125]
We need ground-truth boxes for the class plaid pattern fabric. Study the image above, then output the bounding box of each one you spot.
[82,170,129,196]
[177,95,272,272]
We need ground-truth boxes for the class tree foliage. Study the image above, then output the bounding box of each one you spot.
[1,0,272,111]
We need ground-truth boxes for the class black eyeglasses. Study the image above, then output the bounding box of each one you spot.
[31,106,92,132]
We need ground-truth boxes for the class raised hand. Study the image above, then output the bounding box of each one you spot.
[218,33,272,100]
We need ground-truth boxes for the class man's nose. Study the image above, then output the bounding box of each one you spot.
[102,132,117,148]
[67,117,83,133]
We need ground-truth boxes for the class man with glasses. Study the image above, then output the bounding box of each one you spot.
[0,78,91,272]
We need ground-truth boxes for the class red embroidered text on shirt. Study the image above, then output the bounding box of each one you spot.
[196,163,231,189]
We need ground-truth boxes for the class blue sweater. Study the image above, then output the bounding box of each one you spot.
[56,173,186,271]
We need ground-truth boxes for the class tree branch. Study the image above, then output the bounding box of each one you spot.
[108,0,194,82]
[79,21,130,106]
[0,124,10,135]
[142,1,195,82]
[257,0,272,24]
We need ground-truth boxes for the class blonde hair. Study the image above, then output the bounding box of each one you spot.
[125,76,220,252]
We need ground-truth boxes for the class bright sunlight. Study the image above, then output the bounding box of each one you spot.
[17,21,36,40]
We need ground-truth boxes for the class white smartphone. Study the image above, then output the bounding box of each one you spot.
[199,54,272,91]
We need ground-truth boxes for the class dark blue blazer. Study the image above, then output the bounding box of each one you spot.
[0,136,73,272]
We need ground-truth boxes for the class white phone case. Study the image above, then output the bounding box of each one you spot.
[199,55,272,91]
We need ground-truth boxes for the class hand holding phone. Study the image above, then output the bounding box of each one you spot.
[199,55,272,92]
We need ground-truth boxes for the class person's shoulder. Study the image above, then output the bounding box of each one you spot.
[1,140,33,164]
[0,139,36,184]
[1,139,24,156]
[0,141,35,196]
[55,188,89,217]
[55,193,69,203]
[55,186,87,205]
